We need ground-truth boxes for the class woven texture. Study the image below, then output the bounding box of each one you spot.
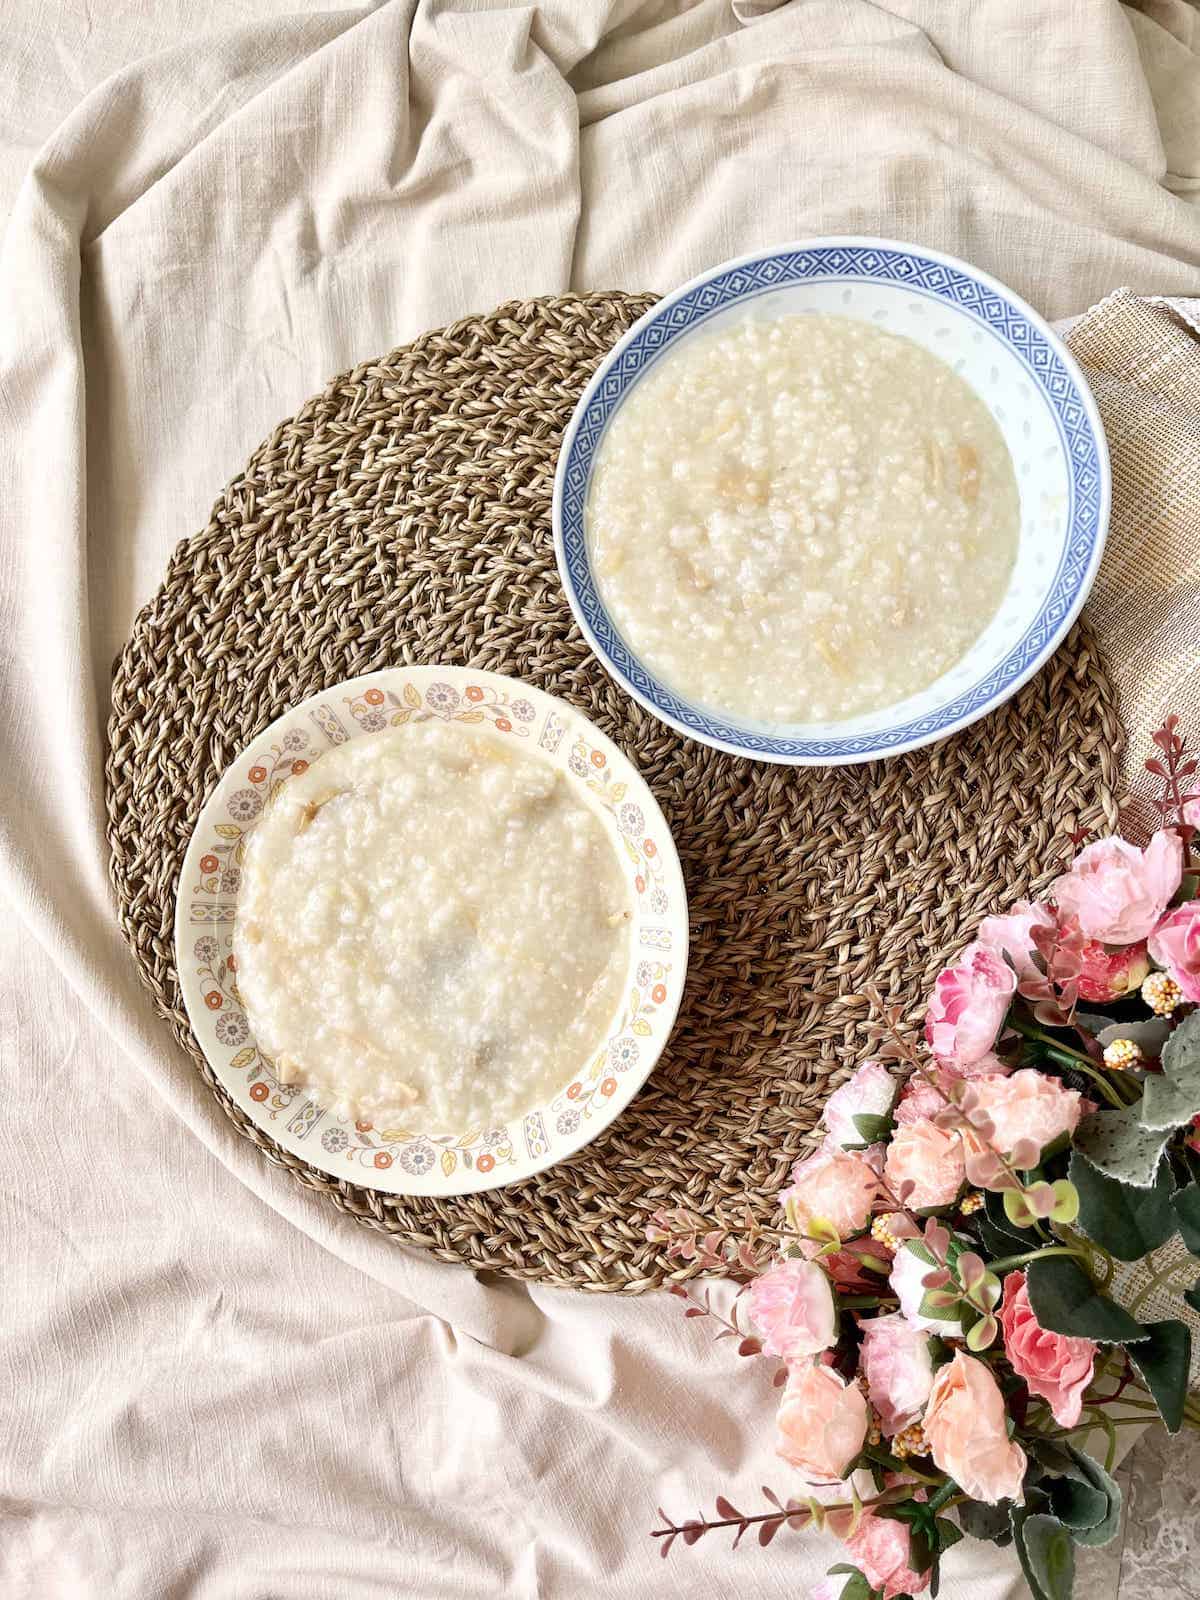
[105,293,1122,1291]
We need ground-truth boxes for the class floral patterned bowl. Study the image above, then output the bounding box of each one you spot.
[174,668,688,1196]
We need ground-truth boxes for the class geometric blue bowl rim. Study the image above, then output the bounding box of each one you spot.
[552,236,1111,766]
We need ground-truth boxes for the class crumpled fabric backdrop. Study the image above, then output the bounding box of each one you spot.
[2,2,1199,1595]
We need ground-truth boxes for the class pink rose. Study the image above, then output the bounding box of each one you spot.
[1052,830,1182,944]
[962,1070,1083,1171]
[859,1312,936,1436]
[923,1352,1027,1505]
[776,1361,869,1484]
[843,1507,932,1598]
[978,899,1057,997]
[1149,902,1200,1003]
[822,1061,898,1149]
[748,1258,837,1362]
[782,1146,880,1239]
[925,943,1016,1069]
[889,1239,963,1337]
[883,1120,965,1211]
[1076,937,1150,1002]
[998,1270,1096,1427]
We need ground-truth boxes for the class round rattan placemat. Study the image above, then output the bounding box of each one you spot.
[106,292,1123,1291]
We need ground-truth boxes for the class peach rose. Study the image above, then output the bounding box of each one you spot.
[925,943,1016,1070]
[776,1361,869,1484]
[782,1145,880,1238]
[893,1078,948,1125]
[1149,901,1200,1004]
[923,1352,1027,1504]
[962,1070,1083,1171]
[883,1120,965,1211]
[822,1061,898,1150]
[858,1312,936,1437]
[999,1270,1096,1427]
[747,1258,837,1362]
[1052,829,1182,944]
[843,1507,932,1598]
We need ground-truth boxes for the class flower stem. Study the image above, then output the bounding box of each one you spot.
[986,1245,1093,1274]
[1007,1016,1131,1107]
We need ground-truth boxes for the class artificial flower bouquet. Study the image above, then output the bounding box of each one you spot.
[651,719,1200,1600]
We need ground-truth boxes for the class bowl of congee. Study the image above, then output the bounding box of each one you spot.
[553,239,1110,765]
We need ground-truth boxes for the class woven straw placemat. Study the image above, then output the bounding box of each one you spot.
[105,292,1123,1291]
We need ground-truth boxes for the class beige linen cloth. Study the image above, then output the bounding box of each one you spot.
[2,2,1200,1595]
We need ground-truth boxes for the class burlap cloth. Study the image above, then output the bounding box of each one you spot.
[104,289,1144,1291]
[1066,289,1200,832]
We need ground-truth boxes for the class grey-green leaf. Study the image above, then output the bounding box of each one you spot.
[1096,1018,1172,1058]
[1142,1010,1200,1132]
[1073,1100,1171,1188]
[1171,1183,1200,1255]
[1055,1445,1123,1547]
[1069,1151,1178,1260]
[957,1499,1013,1544]
[1012,1509,1076,1600]
[1126,1318,1192,1433]
[1025,1256,1145,1343]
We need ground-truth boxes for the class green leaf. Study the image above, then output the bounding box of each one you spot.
[973,1208,1022,1261]
[934,1517,964,1550]
[1073,1100,1171,1188]
[1049,1179,1080,1226]
[1171,1183,1200,1255]
[907,1523,934,1579]
[1025,1255,1145,1343]
[852,1112,893,1144]
[956,1499,1013,1544]
[1142,1010,1200,1132]
[1126,1318,1192,1433]
[830,1575,873,1600]
[1004,1189,1041,1228]
[1070,1151,1178,1260]
[1011,1510,1076,1600]
[985,1189,1030,1243]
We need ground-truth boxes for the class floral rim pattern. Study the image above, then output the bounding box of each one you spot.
[174,668,689,1195]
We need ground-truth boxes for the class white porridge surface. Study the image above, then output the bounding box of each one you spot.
[586,313,1020,723]
[233,721,633,1132]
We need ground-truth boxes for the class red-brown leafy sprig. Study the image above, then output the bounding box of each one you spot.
[1146,714,1198,862]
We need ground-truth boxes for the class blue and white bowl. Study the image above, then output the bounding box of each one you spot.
[552,238,1110,766]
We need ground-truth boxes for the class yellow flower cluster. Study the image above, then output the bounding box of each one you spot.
[871,1215,901,1250]
[959,1191,984,1215]
[1142,971,1183,1016]
[891,1423,929,1460]
[1102,1037,1142,1071]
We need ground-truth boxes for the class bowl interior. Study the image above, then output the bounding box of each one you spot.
[555,242,1108,763]
[174,668,688,1197]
